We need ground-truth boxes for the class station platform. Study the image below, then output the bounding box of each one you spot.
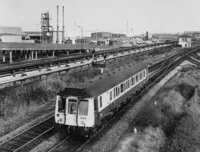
[0,43,116,63]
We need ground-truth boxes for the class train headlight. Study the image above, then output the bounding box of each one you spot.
[58,118,63,123]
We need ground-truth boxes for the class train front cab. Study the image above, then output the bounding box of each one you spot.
[55,95,95,136]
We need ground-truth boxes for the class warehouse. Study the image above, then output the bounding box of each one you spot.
[0,27,22,43]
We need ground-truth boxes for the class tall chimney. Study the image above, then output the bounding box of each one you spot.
[62,6,65,44]
[56,5,59,43]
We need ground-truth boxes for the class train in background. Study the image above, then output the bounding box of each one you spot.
[54,63,149,137]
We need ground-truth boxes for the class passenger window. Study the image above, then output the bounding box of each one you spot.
[140,72,142,79]
[121,84,124,92]
[113,88,115,98]
[78,100,89,115]
[99,96,102,108]
[143,70,146,77]
[132,77,135,85]
[136,75,138,82]
[118,87,120,94]
[68,99,77,114]
[110,91,112,101]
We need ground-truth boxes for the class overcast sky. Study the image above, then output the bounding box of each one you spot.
[0,0,200,36]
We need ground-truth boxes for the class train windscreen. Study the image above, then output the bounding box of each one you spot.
[58,96,66,113]
[68,99,77,114]
[78,100,89,115]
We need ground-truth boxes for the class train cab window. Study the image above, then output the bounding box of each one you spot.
[58,96,66,113]
[78,100,89,115]
[68,99,77,114]
[136,75,139,82]
[99,96,102,108]
[110,91,112,101]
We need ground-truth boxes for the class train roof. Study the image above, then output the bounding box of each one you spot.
[58,63,148,98]
[58,88,90,97]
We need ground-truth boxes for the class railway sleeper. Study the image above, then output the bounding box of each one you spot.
[0,146,13,152]
[10,139,27,144]
[20,134,35,140]
[7,142,21,148]
[26,131,40,137]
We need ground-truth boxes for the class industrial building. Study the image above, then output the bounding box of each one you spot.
[23,31,41,43]
[91,32,112,39]
[178,35,192,48]
[91,32,126,39]
[0,27,22,43]
[184,31,200,39]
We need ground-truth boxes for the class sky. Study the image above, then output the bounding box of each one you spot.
[0,0,200,37]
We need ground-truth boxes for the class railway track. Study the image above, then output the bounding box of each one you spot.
[46,47,199,152]
[0,45,193,152]
[0,116,55,152]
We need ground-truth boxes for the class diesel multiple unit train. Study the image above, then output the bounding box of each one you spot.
[55,63,148,136]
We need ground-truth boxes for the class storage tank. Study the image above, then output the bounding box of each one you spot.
[0,27,22,42]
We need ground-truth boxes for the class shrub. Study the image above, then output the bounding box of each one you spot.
[137,126,165,152]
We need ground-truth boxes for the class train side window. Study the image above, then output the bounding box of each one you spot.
[143,70,146,77]
[99,96,102,108]
[132,77,135,85]
[118,86,120,94]
[140,72,142,79]
[136,75,138,82]
[121,84,124,92]
[110,91,112,101]
[116,87,118,96]
[113,88,115,98]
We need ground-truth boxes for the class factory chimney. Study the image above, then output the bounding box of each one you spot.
[56,5,59,43]
[62,6,65,44]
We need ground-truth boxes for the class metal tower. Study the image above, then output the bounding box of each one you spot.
[41,12,53,43]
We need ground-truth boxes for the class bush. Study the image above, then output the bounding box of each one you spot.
[175,82,195,100]
[162,114,200,152]
[137,126,165,152]
[118,127,165,152]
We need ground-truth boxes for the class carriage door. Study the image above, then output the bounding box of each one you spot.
[67,97,78,126]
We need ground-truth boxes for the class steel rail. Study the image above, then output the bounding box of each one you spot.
[0,115,55,152]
